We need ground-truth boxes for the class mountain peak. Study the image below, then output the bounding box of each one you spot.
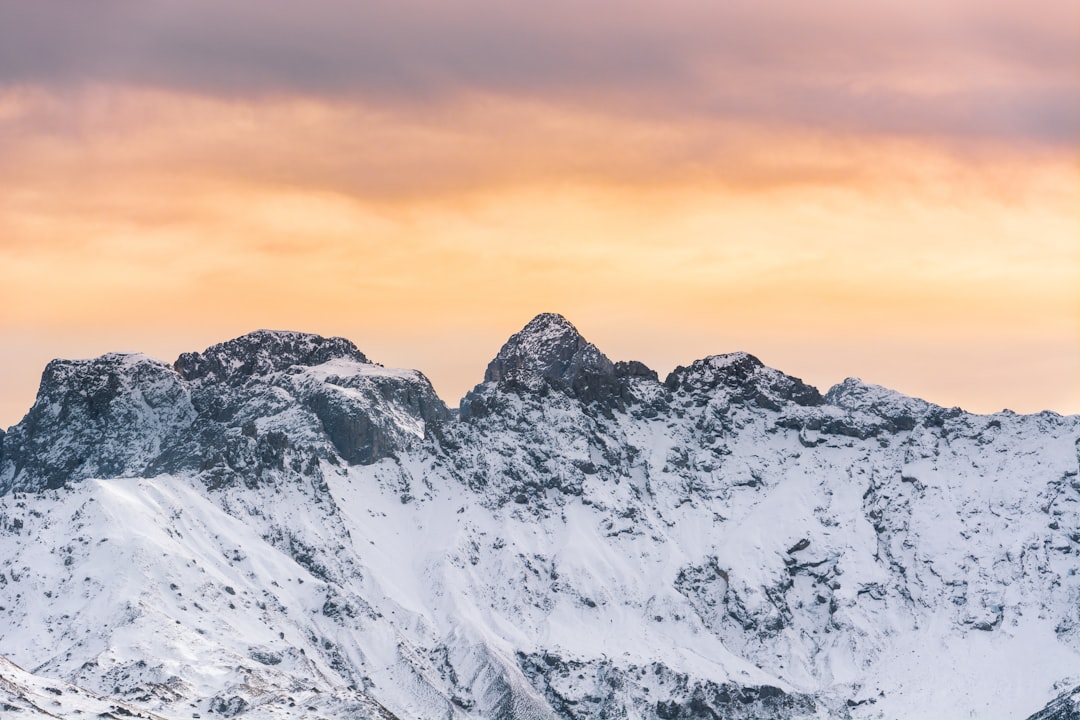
[665,352,823,409]
[483,313,614,388]
[0,352,195,493]
[174,329,369,382]
[2,320,1080,720]
[824,377,938,430]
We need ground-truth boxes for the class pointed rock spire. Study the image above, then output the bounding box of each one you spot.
[484,313,615,389]
[461,314,659,417]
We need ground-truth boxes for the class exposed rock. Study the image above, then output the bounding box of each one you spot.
[518,652,831,720]
[474,313,620,406]
[175,329,368,382]
[463,315,668,423]
[665,353,823,409]
[306,367,449,465]
[483,313,611,386]
[0,354,195,493]
[1026,685,1080,720]
[825,377,935,432]
[787,538,810,554]
[1,332,449,492]
[0,316,1078,720]
[614,360,658,382]
[209,694,250,717]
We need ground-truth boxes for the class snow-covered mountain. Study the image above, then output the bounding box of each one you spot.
[0,313,1077,719]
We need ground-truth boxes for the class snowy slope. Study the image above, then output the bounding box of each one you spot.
[0,314,1077,719]
[0,653,172,719]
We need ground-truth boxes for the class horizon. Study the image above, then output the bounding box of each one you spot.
[1,0,1077,425]
[1,312,1075,429]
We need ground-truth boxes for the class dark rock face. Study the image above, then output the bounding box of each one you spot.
[175,329,368,382]
[1,314,1079,720]
[477,313,623,405]
[1026,685,1080,720]
[0,354,196,494]
[209,695,250,717]
[168,334,450,482]
[769,376,968,441]
[1,331,449,493]
[462,314,663,419]
[453,315,667,505]
[824,377,934,432]
[614,360,658,382]
[665,353,823,410]
[517,652,831,720]
[309,371,449,465]
[483,313,613,388]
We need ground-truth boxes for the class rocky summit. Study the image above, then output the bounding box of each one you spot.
[0,314,1078,719]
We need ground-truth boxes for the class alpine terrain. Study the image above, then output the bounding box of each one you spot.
[0,313,1077,719]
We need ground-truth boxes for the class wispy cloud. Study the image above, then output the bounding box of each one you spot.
[0,0,1076,421]
[0,0,1074,145]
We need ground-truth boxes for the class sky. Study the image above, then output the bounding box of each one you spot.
[0,0,1077,426]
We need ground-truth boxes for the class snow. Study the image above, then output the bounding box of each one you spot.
[0,319,1077,718]
[304,357,423,383]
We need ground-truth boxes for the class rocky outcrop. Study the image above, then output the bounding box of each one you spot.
[0,314,1078,720]
[1,330,450,493]
[482,313,613,388]
[0,354,196,494]
[665,352,823,410]
[824,377,935,432]
[467,313,624,409]
[305,366,450,465]
[461,314,667,423]
[517,652,832,720]
[174,329,369,382]
[1026,685,1080,720]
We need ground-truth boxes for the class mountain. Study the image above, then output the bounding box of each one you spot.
[0,313,1077,719]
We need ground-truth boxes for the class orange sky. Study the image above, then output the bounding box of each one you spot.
[0,0,1077,425]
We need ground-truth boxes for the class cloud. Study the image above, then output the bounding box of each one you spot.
[0,1,1076,420]
[0,0,1074,146]
[3,85,1072,214]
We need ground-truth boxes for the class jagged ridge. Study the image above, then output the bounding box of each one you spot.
[0,330,448,494]
[0,314,1077,720]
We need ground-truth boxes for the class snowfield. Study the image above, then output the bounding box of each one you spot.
[0,314,1077,719]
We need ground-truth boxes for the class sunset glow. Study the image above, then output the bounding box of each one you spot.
[0,0,1077,424]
